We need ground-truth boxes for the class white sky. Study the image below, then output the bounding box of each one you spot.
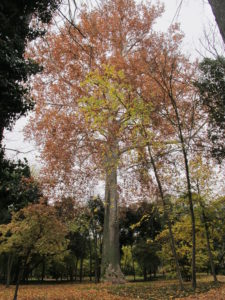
[3,0,222,168]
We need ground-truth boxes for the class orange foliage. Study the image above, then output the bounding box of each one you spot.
[26,0,197,200]
[0,281,225,300]
[0,283,134,300]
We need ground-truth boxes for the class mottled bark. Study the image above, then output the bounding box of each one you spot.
[101,145,125,283]
[208,0,225,43]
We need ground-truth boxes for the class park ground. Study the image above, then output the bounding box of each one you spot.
[0,276,225,300]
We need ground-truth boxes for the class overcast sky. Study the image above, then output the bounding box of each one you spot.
[3,0,222,168]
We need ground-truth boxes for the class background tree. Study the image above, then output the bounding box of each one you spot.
[135,143,184,289]
[86,196,104,283]
[0,0,61,144]
[0,152,42,287]
[195,56,225,162]
[26,0,211,285]
[190,155,220,282]
[0,2,62,268]
[0,203,67,300]
[0,151,41,224]
[133,239,160,281]
[157,208,211,281]
[207,196,225,275]
[137,32,205,288]
[130,201,162,281]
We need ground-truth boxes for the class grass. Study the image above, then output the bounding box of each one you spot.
[0,275,224,300]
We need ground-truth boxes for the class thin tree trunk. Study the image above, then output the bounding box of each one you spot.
[182,148,196,289]
[79,257,83,283]
[89,239,92,282]
[6,253,14,288]
[94,232,99,283]
[13,259,25,300]
[0,126,4,145]
[41,257,45,282]
[197,183,217,283]
[131,247,136,282]
[179,143,196,289]
[203,210,217,283]
[74,258,78,281]
[98,257,101,283]
[13,249,32,300]
[13,269,23,300]
[143,267,147,281]
[169,93,197,289]
[69,266,73,281]
[101,147,125,283]
[146,143,184,290]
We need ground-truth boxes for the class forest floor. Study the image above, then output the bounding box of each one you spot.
[0,275,225,300]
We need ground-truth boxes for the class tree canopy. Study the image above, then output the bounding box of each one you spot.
[0,0,61,143]
[0,150,41,224]
[195,56,225,162]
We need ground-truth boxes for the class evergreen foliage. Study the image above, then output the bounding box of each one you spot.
[0,150,41,224]
[196,56,225,161]
[0,0,61,142]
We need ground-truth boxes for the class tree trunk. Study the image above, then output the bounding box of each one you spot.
[13,271,22,300]
[197,184,217,283]
[168,94,197,289]
[203,210,217,283]
[74,258,78,281]
[89,239,92,282]
[147,144,184,290]
[131,247,136,282]
[69,266,73,282]
[94,232,99,283]
[79,257,83,283]
[6,253,14,288]
[101,148,125,283]
[143,267,147,281]
[97,257,101,282]
[13,260,24,300]
[0,126,4,146]
[181,142,196,289]
[41,257,45,282]
[208,0,225,43]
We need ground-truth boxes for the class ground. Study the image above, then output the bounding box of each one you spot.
[0,276,225,300]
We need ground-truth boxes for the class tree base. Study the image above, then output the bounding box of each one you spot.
[102,264,126,284]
